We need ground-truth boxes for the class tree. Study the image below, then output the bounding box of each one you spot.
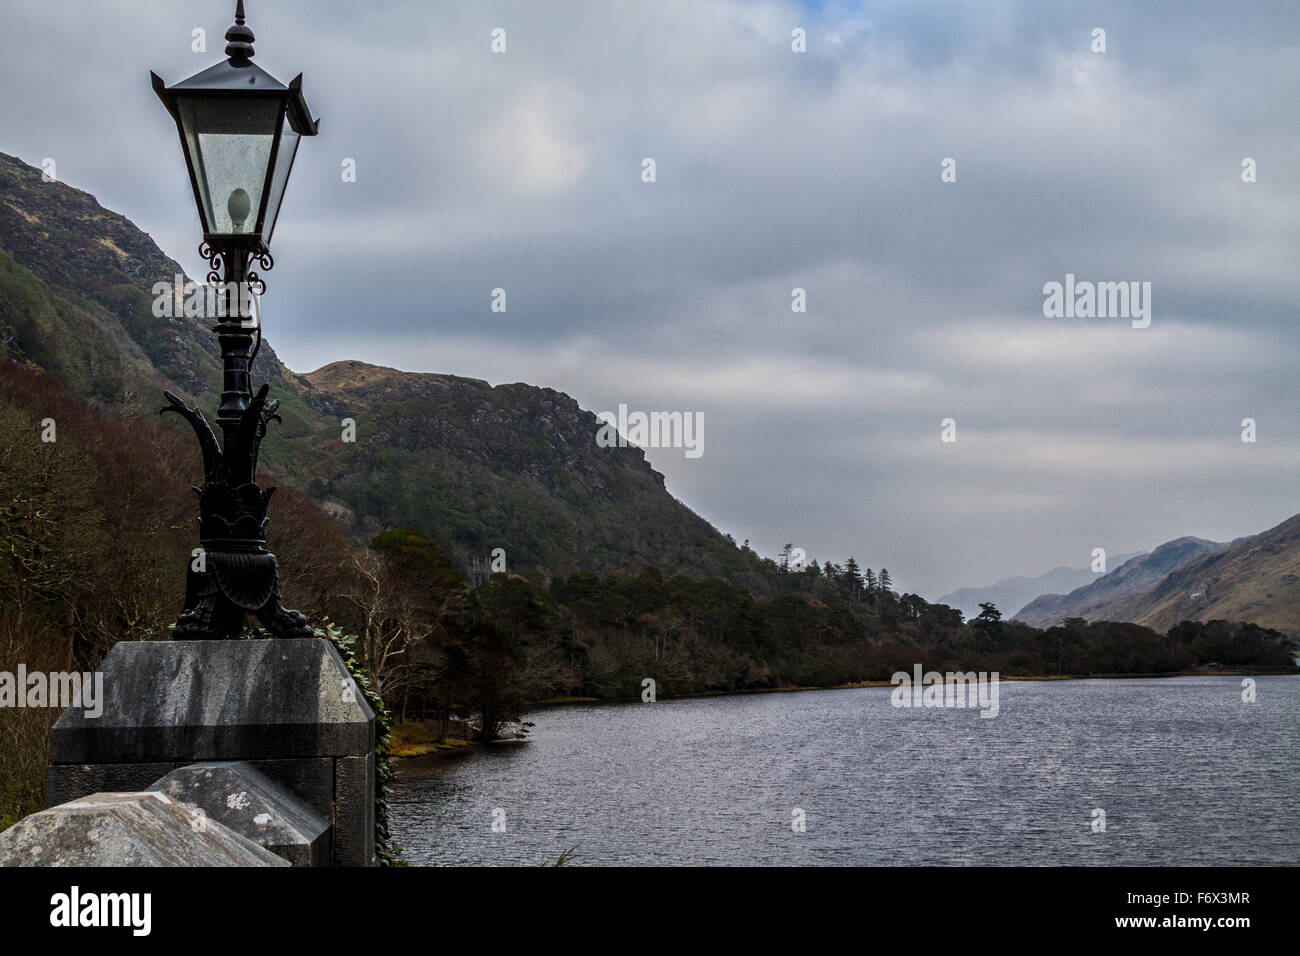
[972,602,1002,628]
[369,527,464,603]
[899,593,927,621]
[338,528,466,707]
[927,604,966,629]
[458,577,537,740]
[340,550,421,701]
[843,557,864,599]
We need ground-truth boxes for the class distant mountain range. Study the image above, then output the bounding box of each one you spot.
[1014,519,1300,636]
[939,555,1144,621]
[1107,516,1299,634]
[1015,538,1229,626]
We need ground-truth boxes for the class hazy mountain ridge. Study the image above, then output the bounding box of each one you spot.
[939,554,1144,621]
[1014,537,1229,627]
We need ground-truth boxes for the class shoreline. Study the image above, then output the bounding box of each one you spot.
[523,665,1298,709]
[393,665,1298,766]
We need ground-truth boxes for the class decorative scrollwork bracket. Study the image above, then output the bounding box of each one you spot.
[198,238,275,295]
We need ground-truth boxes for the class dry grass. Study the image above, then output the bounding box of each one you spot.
[388,719,473,758]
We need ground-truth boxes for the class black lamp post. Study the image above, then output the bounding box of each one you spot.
[151,1,318,640]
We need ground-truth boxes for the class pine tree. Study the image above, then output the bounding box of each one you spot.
[778,542,794,573]
[843,556,864,599]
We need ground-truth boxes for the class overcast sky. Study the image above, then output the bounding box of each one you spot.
[3,0,1298,599]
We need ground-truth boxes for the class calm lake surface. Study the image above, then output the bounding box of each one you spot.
[389,676,1300,866]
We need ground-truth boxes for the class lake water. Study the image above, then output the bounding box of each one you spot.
[388,676,1300,866]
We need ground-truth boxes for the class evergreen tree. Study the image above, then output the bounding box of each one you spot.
[843,556,864,598]
[778,542,795,573]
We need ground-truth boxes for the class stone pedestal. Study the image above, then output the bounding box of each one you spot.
[47,638,376,866]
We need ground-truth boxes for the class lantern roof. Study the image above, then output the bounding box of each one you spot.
[149,1,318,244]
[150,1,319,137]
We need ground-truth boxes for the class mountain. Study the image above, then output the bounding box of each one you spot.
[1014,536,1231,628]
[0,151,769,589]
[1125,515,1300,635]
[1017,516,1300,635]
[939,554,1144,621]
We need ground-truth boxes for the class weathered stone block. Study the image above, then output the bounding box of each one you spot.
[0,791,288,867]
[246,756,335,820]
[46,762,176,808]
[151,762,330,866]
[49,638,374,763]
[334,752,375,867]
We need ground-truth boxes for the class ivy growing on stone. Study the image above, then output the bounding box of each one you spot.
[316,623,399,865]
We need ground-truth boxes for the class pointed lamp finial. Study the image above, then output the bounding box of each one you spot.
[225,1,255,61]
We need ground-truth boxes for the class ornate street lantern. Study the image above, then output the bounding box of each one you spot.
[150,1,318,640]
[150,4,317,251]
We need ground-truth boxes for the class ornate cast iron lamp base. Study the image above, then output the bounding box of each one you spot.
[163,386,312,640]
[161,239,312,640]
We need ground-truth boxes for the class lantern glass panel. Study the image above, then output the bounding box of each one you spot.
[177,95,281,236]
[261,118,300,243]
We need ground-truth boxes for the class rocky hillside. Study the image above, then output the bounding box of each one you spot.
[0,151,769,589]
